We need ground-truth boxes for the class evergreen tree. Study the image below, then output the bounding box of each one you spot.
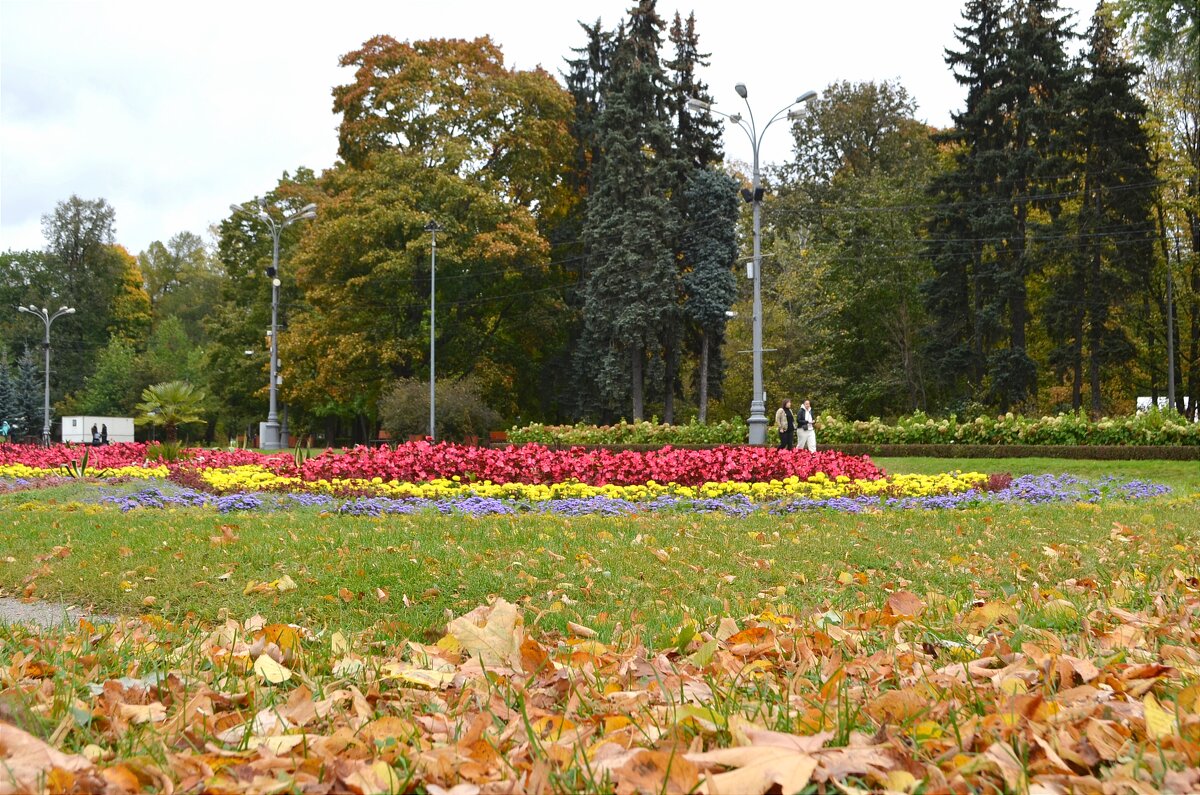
[1046,6,1156,414]
[925,0,1079,410]
[14,346,43,438]
[682,168,739,422]
[0,348,15,431]
[924,0,1007,402]
[577,0,678,421]
[665,12,722,170]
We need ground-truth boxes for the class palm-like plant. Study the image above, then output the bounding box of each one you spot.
[135,381,207,442]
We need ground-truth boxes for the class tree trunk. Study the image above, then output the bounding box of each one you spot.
[631,347,644,421]
[698,331,709,424]
[663,340,675,425]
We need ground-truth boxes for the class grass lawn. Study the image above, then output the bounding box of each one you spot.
[0,461,1195,639]
[875,455,1200,493]
[0,460,1197,793]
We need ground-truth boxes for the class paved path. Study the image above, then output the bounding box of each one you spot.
[0,597,113,628]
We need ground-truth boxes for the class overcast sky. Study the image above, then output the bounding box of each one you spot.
[1,0,1096,256]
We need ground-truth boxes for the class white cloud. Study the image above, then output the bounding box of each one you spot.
[1,0,1095,255]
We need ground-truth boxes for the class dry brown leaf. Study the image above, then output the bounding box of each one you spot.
[447,598,522,669]
[688,746,817,795]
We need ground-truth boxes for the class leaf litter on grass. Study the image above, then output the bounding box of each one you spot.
[3,550,1200,795]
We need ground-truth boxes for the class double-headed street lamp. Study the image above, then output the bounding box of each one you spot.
[424,220,442,441]
[230,200,316,449]
[688,84,817,445]
[17,304,75,445]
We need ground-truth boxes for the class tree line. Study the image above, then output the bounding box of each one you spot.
[0,0,1195,443]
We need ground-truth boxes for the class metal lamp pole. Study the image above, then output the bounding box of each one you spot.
[687,86,817,445]
[17,304,75,445]
[230,201,316,449]
[425,220,442,440]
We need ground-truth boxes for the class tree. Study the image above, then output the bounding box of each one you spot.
[138,232,222,342]
[274,37,576,439]
[0,349,16,430]
[1045,7,1157,415]
[576,0,678,421]
[774,80,941,416]
[681,168,739,422]
[70,338,141,416]
[134,381,207,442]
[924,0,1080,411]
[105,245,153,346]
[14,346,42,438]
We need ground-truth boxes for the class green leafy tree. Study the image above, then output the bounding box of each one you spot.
[774,80,941,416]
[134,381,207,442]
[69,338,141,416]
[377,378,501,442]
[138,231,223,342]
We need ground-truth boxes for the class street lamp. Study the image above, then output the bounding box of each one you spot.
[16,304,75,445]
[687,85,817,444]
[424,220,443,441]
[230,200,316,449]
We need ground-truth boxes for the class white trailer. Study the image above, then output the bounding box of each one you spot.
[60,416,136,444]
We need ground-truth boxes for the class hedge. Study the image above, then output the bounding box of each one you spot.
[509,410,1199,448]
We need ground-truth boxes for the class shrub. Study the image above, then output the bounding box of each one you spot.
[379,379,501,443]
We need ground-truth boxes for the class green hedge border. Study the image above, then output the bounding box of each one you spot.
[828,443,1200,460]
[497,441,1198,460]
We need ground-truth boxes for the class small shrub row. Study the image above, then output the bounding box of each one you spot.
[829,443,1200,460]
[509,410,1198,447]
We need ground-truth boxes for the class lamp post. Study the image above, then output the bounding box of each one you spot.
[17,304,75,445]
[425,220,443,440]
[687,85,817,445]
[230,201,316,449]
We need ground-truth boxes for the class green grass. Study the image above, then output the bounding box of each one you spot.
[1,473,1196,643]
[875,455,1200,492]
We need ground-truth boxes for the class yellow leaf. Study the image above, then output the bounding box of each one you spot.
[446,598,522,668]
[1144,693,1175,740]
[331,631,349,655]
[837,572,853,585]
[380,665,454,689]
[253,654,292,684]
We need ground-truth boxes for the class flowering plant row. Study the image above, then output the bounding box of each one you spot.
[100,474,1172,515]
[291,443,884,486]
[192,467,976,501]
[508,409,1200,447]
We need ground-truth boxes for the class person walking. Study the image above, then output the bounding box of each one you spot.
[100,423,108,445]
[796,399,817,452]
[774,399,796,450]
[0,420,9,443]
[91,424,100,446]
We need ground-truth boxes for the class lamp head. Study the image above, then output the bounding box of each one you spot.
[230,203,245,214]
[686,97,711,111]
[425,220,443,233]
[796,90,818,104]
[729,113,742,124]
[734,83,748,99]
[299,203,317,214]
[272,278,282,287]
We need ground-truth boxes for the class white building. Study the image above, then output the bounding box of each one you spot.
[60,416,135,444]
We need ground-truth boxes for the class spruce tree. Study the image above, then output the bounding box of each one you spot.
[577,0,677,421]
[682,168,739,422]
[14,346,43,439]
[924,0,1007,402]
[0,348,15,432]
[1047,6,1156,414]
